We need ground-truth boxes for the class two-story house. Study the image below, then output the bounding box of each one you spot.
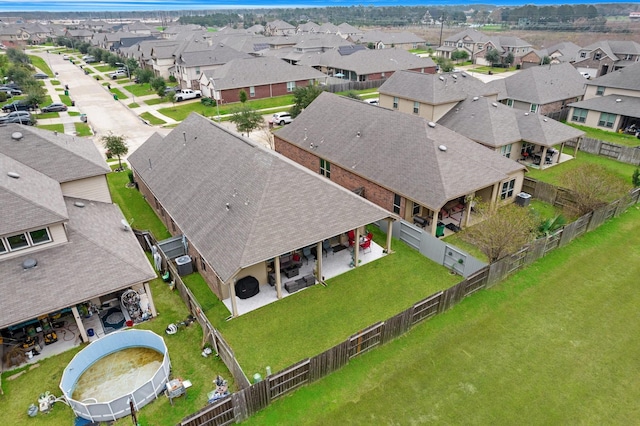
[573,40,640,78]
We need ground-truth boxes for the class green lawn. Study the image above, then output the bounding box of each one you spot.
[527,149,637,187]
[58,94,73,107]
[123,83,158,97]
[144,97,166,106]
[106,169,171,240]
[74,122,92,136]
[565,122,640,147]
[67,111,80,117]
[140,112,166,125]
[110,88,128,100]
[158,95,295,121]
[246,206,640,425]
[36,123,64,133]
[0,277,235,426]
[472,65,516,73]
[215,228,461,376]
[35,111,60,119]
[28,55,53,76]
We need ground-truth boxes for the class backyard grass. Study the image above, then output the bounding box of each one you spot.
[106,169,171,240]
[565,122,640,147]
[246,205,640,425]
[74,122,92,136]
[527,149,637,187]
[140,111,166,125]
[214,228,461,376]
[36,123,64,133]
[0,277,235,426]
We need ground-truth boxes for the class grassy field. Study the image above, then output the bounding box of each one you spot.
[123,83,159,97]
[140,111,166,125]
[214,227,461,376]
[565,122,640,147]
[246,205,640,425]
[36,123,64,133]
[74,122,92,136]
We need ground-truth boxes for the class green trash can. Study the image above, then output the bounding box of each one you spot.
[436,222,445,238]
[113,94,118,101]
[64,89,69,96]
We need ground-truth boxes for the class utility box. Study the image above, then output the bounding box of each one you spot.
[516,192,531,207]
[175,255,193,276]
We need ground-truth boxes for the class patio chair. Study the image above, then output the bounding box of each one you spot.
[322,240,334,256]
[359,238,372,254]
[347,230,356,247]
[302,246,315,264]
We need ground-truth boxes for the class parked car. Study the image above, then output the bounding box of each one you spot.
[41,102,68,113]
[0,111,36,125]
[164,86,180,95]
[82,55,96,63]
[2,100,35,112]
[110,70,128,79]
[270,112,293,126]
[0,86,22,96]
[174,89,201,102]
[580,71,591,79]
[62,54,70,60]
[33,72,49,79]
[365,98,379,105]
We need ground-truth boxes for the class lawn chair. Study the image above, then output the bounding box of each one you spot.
[322,239,334,256]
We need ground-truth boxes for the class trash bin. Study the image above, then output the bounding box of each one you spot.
[436,222,445,238]
[253,373,262,384]
[80,113,87,123]
[64,89,68,96]
[71,100,75,106]
[516,192,531,207]
[64,84,69,90]
[113,94,118,101]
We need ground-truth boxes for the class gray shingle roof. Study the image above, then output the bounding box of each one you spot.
[177,45,252,67]
[353,30,425,45]
[0,198,156,329]
[569,94,640,119]
[487,62,586,105]
[208,56,327,90]
[128,114,392,283]
[297,48,435,75]
[0,153,68,235]
[0,124,110,183]
[379,70,495,105]
[585,61,640,92]
[276,92,524,211]
[438,97,584,148]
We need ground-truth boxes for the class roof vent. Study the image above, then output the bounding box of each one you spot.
[452,74,457,79]
[524,112,529,116]
[472,96,479,101]
[461,73,467,77]
[438,75,445,81]
[438,145,447,152]
[491,102,498,107]
[74,201,85,208]
[22,258,37,270]
[427,121,436,128]
[543,118,548,122]
[7,171,20,179]
[616,98,622,103]
[11,131,23,141]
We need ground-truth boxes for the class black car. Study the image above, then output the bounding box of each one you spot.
[41,102,68,113]
[2,100,35,112]
[0,111,35,125]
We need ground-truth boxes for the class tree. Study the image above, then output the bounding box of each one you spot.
[560,164,630,216]
[633,168,640,188]
[435,56,454,72]
[451,49,469,63]
[485,48,501,67]
[344,90,361,100]
[290,85,325,118]
[101,133,129,171]
[504,52,515,67]
[461,202,537,262]
[238,89,248,104]
[229,104,263,137]
[541,56,551,65]
[134,68,154,84]
[150,77,166,96]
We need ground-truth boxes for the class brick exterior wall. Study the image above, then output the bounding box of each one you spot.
[132,170,226,299]
[219,80,312,103]
[274,136,406,218]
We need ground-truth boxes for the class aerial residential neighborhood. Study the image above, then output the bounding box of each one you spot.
[1,4,640,424]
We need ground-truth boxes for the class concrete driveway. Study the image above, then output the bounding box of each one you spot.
[32,50,171,157]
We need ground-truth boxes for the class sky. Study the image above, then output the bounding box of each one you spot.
[0,1,630,13]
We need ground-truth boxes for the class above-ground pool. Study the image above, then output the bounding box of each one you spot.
[60,329,171,422]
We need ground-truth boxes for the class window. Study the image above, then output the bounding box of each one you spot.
[572,108,588,123]
[171,219,176,232]
[594,52,601,60]
[249,86,255,97]
[393,194,401,214]
[500,179,516,200]
[0,239,6,254]
[580,52,586,58]
[596,86,605,96]
[412,202,420,216]
[286,81,295,92]
[506,99,513,107]
[530,103,538,113]
[7,233,29,251]
[393,97,398,109]
[500,144,512,158]
[413,101,419,114]
[201,257,206,271]
[29,229,51,245]
[598,112,616,128]
[320,159,331,178]
[195,66,200,75]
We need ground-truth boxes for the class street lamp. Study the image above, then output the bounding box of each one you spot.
[209,78,221,122]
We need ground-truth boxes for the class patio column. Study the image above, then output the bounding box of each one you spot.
[143,282,158,317]
[229,278,239,318]
[71,305,89,343]
[557,142,564,164]
[574,136,581,158]
[385,218,393,253]
[540,146,549,170]
[464,192,475,227]
[353,228,361,267]
[490,182,500,211]
[274,257,282,299]
[316,241,323,279]
[430,208,439,237]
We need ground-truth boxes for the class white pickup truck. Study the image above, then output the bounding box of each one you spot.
[174,89,202,102]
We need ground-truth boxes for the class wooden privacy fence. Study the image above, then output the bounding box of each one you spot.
[566,137,640,166]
